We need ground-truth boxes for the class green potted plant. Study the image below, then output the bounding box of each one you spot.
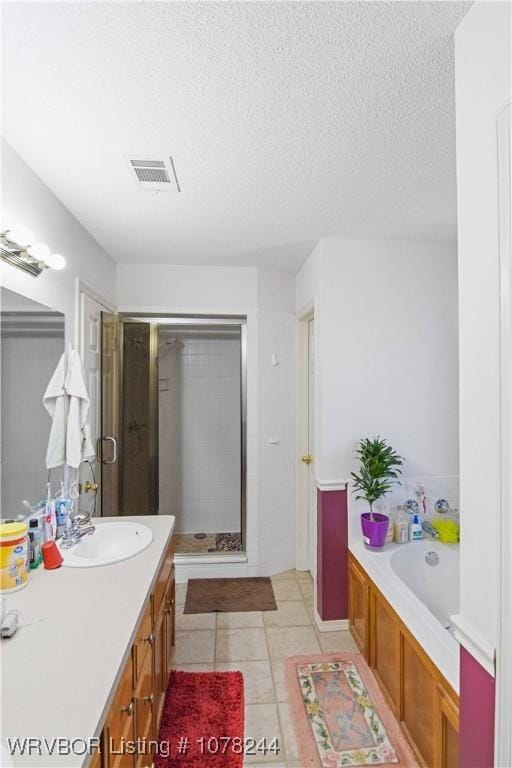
[351,436,404,547]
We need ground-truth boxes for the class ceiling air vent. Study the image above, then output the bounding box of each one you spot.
[125,156,181,192]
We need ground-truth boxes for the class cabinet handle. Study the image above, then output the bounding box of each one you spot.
[144,693,154,709]
[143,634,154,646]
[120,700,134,717]
[164,602,172,614]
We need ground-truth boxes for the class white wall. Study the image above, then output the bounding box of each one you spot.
[118,265,296,579]
[117,264,257,313]
[296,237,459,517]
[453,0,511,666]
[319,239,458,481]
[296,243,320,316]
[0,140,116,339]
[256,307,296,574]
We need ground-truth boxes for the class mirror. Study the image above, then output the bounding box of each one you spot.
[1,287,65,518]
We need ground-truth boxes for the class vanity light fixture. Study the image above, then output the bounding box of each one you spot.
[0,228,66,276]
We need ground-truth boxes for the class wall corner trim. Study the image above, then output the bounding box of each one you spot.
[314,611,350,633]
[317,478,348,492]
[451,613,496,677]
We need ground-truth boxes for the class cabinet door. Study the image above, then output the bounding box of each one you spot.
[370,589,400,716]
[134,643,154,768]
[163,572,175,683]
[153,605,166,730]
[104,654,135,768]
[89,748,102,768]
[401,633,437,768]
[133,602,153,685]
[348,556,369,658]
[435,684,460,768]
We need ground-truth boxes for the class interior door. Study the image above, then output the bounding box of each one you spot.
[307,318,316,575]
[100,312,120,516]
[79,292,110,516]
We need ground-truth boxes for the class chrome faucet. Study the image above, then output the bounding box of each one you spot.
[60,517,96,548]
[421,521,439,539]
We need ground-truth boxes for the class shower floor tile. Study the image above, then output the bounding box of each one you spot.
[175,531,242,554]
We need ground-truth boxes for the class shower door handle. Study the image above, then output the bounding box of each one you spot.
[98,436,118,464]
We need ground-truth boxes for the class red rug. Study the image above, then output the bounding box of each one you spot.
[155,671,244,768]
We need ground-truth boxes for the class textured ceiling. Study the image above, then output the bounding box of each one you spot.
[2,1,469,273]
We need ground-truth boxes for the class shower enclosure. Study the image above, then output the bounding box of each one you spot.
[101,315,246,556]
[158,322,245,554]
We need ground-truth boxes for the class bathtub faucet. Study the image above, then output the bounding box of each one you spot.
[421,521,439,539]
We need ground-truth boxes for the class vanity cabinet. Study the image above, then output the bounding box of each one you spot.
[101,537,175,768]
[348,552,459,768]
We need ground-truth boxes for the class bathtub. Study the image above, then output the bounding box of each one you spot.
[349,537,460,692]
[391,539,460,632]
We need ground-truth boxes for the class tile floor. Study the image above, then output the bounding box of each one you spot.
[173,568,358,768]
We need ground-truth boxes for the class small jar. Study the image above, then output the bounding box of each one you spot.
[0,521,29,593]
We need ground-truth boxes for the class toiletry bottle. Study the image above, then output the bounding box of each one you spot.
[29,519,42,568]
[385,516,394,544]
[28,531,35,569]
[393,514,409,544]
[55,482,71,539]
[44,483,56,541]
[409,513,423,541]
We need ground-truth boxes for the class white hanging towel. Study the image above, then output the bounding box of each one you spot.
[43,345,95,469]
[64,346,95,467]
[43,350,68,469]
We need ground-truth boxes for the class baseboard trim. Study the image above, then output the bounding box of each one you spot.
[314,611,350,633]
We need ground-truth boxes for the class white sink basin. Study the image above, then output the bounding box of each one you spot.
[60,522,153,568]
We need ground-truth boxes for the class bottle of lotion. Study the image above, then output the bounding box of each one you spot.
[409,513,423,541]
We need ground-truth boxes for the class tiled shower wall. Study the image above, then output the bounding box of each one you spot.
[158,333,241,534]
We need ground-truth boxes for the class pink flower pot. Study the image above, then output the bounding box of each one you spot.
[360,512,389,548]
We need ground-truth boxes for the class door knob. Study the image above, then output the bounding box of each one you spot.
[301,454,313,465]
[79,481,98,494]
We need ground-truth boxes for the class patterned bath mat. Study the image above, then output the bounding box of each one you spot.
[285,653,418,767]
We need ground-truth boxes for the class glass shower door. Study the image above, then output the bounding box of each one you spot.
[120,321,159,515]
[157,322,245,554]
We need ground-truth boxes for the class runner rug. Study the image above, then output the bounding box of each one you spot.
[285,653,418,767]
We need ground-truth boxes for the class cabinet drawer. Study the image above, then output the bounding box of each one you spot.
[134,602,153,683]
[152,541,175,622]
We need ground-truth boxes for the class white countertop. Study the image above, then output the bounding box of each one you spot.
[1,515,175,768]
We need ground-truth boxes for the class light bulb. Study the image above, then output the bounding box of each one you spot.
[7,224,34,247]
[27,242,51,262]
[45,253,66,270]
